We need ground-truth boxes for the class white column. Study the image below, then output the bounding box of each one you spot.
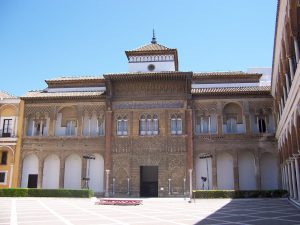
[88,118,91,136]
[13,116,17,137]
[96,119,99,135]
[189,169,193,199]
[31,120,35,136]
[9,164,14,188]
[200,117,203,133]
[105,170,110,197]
[53,119,56,136]
[208,116,211,133]
[291,159,297,199]
[294,37,300,63]
[265,115,268,133]
[295,158,300,201]
[289,58,295,81]
[287,162,294,198]
[39,120,43,136]
[256,115,259,132]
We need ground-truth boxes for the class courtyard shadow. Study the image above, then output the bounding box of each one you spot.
[194,198,300,225]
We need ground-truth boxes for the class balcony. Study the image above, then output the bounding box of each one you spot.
[0,129,17,141]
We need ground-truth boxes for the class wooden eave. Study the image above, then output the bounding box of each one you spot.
[46,77,105,88]
[191,86,271,96]
[103,71,191,81]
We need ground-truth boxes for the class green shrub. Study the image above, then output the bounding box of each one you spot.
[192,190,288,199]
[0,188,93,198]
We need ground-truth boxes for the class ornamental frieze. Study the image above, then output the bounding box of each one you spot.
[112,100,184,110]
[193,102,217,114]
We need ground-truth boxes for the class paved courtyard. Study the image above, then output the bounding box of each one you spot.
[0,197,299,225]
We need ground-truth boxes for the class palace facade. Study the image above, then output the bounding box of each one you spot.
[19,34,280,197]
[273,0,300,204]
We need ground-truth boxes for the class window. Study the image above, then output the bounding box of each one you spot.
[226,117,237,133]
[139,114,159,136]
[2,119,12,137]
[0,172,6,184]
[98,120,105,136]
[66,120,76,136]
[34,120,47,136]
[195,116,211,134]
[170,115,182,135]
[117,117,128,136]
[0,152,8,165]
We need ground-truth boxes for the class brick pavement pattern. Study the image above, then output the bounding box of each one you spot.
[0,198,299,225]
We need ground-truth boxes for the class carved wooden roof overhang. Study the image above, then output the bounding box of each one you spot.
[192,72,262,83]
[191,86,271,96]
[125,43,179,71]
[21,91,105,100]
[103,71,192,81]
[45,76,105,88]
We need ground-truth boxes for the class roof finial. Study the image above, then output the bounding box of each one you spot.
[151,29,157,44]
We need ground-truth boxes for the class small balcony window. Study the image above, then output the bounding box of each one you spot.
[170,115,182,135]
[117,117,128,136]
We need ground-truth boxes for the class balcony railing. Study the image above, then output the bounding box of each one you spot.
[0,129,16,138]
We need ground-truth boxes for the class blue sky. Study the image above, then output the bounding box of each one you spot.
[0,0,277,96]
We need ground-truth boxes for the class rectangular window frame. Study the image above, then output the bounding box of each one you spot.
[0,171,7,185]
[0,151,8,165]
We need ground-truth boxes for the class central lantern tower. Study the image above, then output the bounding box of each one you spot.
[125,31,179,72]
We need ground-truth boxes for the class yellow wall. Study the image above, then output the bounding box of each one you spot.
[0,100,24,188]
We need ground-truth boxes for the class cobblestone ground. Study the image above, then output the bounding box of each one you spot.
[0,197,299,225]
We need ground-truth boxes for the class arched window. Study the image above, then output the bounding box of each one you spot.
[258,118,266,133]
[195,115,211,134]
[223,103,243,134]
[117,116,128,136]
[170,115,182,135]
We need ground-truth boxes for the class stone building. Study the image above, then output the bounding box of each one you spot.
[272,0,300,204]
[20,34,279,197]
[0,91,23,188]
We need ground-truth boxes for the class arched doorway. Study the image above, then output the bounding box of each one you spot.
[64,154,81,189]
[21,154,38,188]
[217,152,234,190]
[238,151,256,190]
[42,154,60,189]
[89,154,104,193]
[260,152,278,189]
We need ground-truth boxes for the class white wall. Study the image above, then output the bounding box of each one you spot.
[238,152,256,190]
[64,154,82,189]
[42,154,60,189]
[196,157,212,190]
[217,153,234,190]
[89,154,104,193]
[21,154,39,188]
[261,153,278,189]
[128,61,175,72]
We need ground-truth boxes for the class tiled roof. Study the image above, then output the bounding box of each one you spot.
[126,43,174,52]
[192,86,271,95]
[46,76,103,82]
[21,90,105,100]
[0,91,17,99]
[104,71,191,80]
[193,71,262,77]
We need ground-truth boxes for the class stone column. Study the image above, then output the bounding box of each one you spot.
[217,115,223,135]
[285,164,290,192]
[291,159,298,199]
[186,109,193,171]
[105,170,110,197]
[104,111,112,197]
[212,152,218,189]
[59,159,65,188]
[294,157,300,201]
[38,158,43,188]
[244,114,250,135]
[255,155,261,190]
[233,151,239,190]
[285,74,291,93]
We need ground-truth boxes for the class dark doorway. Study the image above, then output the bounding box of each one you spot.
[27,174,38,188]
[140,166,158,197]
